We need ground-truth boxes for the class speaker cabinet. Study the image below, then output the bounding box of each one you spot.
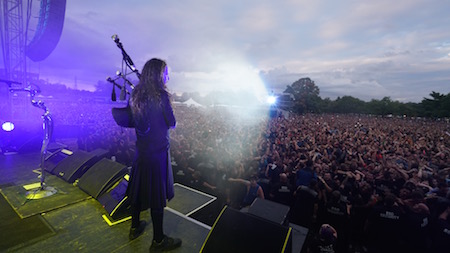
[89,148,110,160]
[44,148,73,173]
[77,158,127,199]
[247,198,290,226]
[26,0,67,61]
[97,177,131,220]
[201,206,292,253]
[52,150,100,183]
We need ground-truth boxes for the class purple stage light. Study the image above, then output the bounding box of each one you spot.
[2,122,15,132]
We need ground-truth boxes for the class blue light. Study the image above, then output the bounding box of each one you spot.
[2,122,15,132]
[267,96,277,105]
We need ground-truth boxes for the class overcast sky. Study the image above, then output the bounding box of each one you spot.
[4,0,450,102]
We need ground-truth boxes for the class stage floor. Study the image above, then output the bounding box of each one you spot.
[0,152,213,252]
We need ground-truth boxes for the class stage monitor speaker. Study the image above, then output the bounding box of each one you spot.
[44,148,73,173]
[247,198,290,226]
[97,176,131,221]
[289,223,309,253]
[52,150,100,183]
[47,142,68,153]
[89,148,110,160]
[200,206,292,253]
[77,158,127,199]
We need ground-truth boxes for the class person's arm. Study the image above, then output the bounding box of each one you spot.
[439,167,450,173]
[257,186,265,199]
[416,182,433,191]
[392,165,409,180]
[339,173,351,189]
[422,165,434,172]
[318,175,333,193]
[312,152,321,162]
[162,93,176,128]
[203,181,217,191]
[417,167,423,179]
[294,140,300,150]
[358,153,366,167]
[354,170,365,180]
[313,202,318,221]
[264,163,269,178]
[228,178,250,186]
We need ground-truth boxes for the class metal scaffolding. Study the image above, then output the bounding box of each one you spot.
[1,0,27,82]
[1,0,29,121]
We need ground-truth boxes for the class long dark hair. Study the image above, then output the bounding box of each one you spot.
[131,58,169,123]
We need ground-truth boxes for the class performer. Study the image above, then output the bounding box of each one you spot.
[126,58,181,252]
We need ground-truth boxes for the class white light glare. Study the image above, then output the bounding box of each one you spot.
[267,96,277,105]
[2,122,15,132]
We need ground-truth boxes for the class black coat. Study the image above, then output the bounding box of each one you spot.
[126,92,176,210]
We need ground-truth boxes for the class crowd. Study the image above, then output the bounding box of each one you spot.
[33,97,450,253]
[169,109,449,253]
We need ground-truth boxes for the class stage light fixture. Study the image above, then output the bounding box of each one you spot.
[2,122,15,132]
[267,96,277,105]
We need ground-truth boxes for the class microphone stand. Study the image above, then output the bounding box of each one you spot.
[10,86,57,199]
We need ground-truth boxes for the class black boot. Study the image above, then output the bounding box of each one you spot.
[149,235,182,252]
[129,220,147,240]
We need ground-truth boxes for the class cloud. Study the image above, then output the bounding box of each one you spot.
[1,0,449,102]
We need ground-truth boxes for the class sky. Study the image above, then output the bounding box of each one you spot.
[3,0,450,102]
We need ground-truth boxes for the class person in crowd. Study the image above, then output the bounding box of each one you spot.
[296,159,317,187]
[364,193,405,253]
[430,198,450,253]
[125,58,181,252]
[290,179,320,230]
[307,224,338,253]
[228,175,265,208]
[319,190,349,253]
[270,172,294,206]
[401,189,432,253]
[189,170,217,193]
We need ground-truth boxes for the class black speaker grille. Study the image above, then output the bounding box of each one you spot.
[44,150,70,173]
[201,207,291,253]
[78,158,127,199]
[52,150,98,183]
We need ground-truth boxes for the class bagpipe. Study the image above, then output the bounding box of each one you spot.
[108,35,138,128]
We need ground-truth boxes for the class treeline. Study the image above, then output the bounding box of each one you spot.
[27,77,449,118]
[282,78,450,118]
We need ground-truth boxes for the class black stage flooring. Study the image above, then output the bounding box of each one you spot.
[0,152,212,252]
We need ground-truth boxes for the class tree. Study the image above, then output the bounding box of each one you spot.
[420,91,450,118]
[284,77,321,113]
[366,97,394,116]
[330,96,367,114]
[94,80,111,97]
